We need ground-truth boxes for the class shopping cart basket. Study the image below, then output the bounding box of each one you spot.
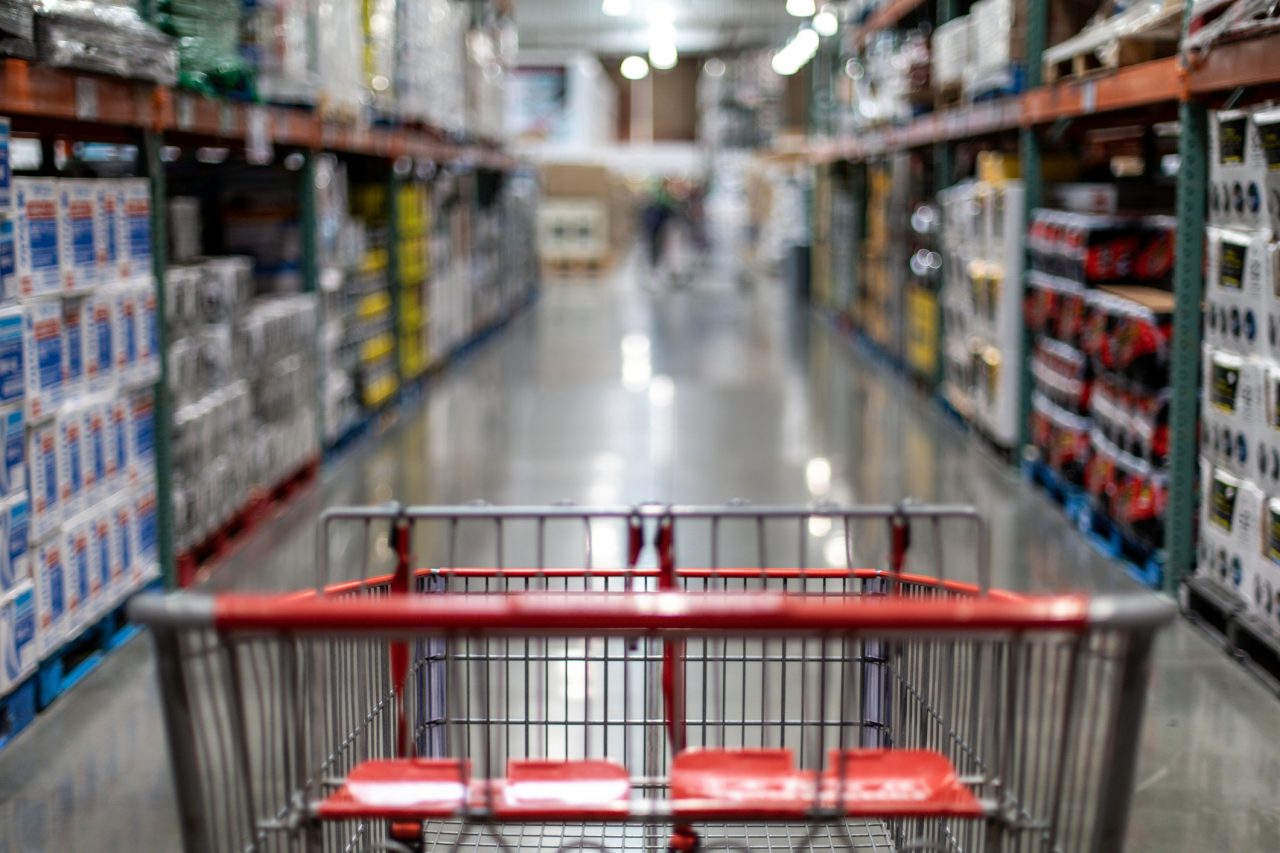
[132,503,1174,853]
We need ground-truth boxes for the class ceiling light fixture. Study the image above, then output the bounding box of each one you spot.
[813,7,839,36]
[771,26,820,76]
[650,39,678,70]
[602,0,631,16]
[620,55,650,80]
[786,0,816,17]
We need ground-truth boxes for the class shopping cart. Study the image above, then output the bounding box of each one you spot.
[132,503,1174,853]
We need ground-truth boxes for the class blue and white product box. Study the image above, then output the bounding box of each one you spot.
[27,418,60,541]
[136,282,159,381]
[95,180,119,280]
[85,291,114,391]
[90,508,112,604]
[62,180,99,291]
[33,534,68,656]
[133,479,158,581]
[61,297,86,401]
[82,399,104,501]
[113,286,137,381]
[0,307,21,407]
[2,493,30,597]
[0,218,14,298]
[108,397,128,488]
[57,405,85,520]
[129,388,154,481]
[11,178,65,298]
[111,495,136,593]
[21,298,63,420]
[118,179,151,284]
[0,118,12,215]
[62,517,93,626]
[0,581,36,695]
[0,406,20,497]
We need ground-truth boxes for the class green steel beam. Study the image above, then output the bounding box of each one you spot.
[1166,100,1208,593]
[1017,0,1049,453]
[141,130,174,587]
[299,150,326,454]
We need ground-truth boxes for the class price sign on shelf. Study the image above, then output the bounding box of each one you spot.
[246,106,273,165]
[1080,81,1098,115]
[75,78,98,121]
[176,95,195,131]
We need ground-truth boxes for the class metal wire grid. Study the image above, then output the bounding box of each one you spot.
[144,505,1160,853]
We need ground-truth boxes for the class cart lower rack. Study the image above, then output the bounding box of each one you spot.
[132,503,1174,853]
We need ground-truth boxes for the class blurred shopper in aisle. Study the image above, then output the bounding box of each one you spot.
[642,178,676,275]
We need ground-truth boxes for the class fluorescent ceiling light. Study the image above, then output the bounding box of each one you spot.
[602,0,631,15]
[813,8,839,36]
[648,1,674,23]
[786,0,816,16]
[620,55,650,80]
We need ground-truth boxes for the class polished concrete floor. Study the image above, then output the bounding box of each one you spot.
[1,255,1278,851]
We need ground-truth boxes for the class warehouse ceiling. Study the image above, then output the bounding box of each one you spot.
[514,0,804,54]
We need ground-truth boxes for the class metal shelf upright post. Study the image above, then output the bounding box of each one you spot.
[141,130,174,586]
[932,0,955,390]
[1166,2,1209,594]
[1018,0,1048,454]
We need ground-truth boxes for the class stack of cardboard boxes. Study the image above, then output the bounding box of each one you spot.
[1198,106,1280,633]
[0,118,161,704]
[538,164,626,271]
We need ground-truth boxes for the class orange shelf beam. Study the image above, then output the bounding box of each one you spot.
[1188,31,1280,94]
[1020,56,1183,125]
[0,59,513,168]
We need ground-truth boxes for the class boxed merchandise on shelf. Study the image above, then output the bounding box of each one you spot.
[35,0,177,85]
[0,579,35,695]
[1197,457,1265,606]
[938,168,1025,448]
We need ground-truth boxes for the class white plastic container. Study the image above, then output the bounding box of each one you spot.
[21,297,63,420]
[11,178,66,297]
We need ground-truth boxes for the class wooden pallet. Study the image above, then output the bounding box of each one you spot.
[176,457,321,587]
[541,255,613,279]
[1043,2,1183,84]
[1182,575,1280,697]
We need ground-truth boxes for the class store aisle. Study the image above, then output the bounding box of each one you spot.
[1,258,1278,852]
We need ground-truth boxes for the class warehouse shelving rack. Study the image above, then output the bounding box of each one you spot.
[0,57,524,594]
[812,1,1280,596]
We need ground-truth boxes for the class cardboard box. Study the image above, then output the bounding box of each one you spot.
[62,515,96,626]
[11,178,65,297]
[84,291,114,391]
[61,296,86,401]
[83,398,106,502]
[90,508,112,607]
[1198,460,1265,605]
[62,180,99,291]
[107,397,127,489]
[540,164,614,200]
[111,494,137,594]
[128,388,154,483]
[27,418,59,541]
[136,281,159,381]
[95,179,119,281]
[57,404,85,520]
[0,306,21,408]
[0,117,11,215]
[1205,226,1267,356]
[32,534,68,657]
[0,405,21,497]
[0,581,36,695]
[21,298,62,420]
[117,178,151,284]
[112,285,138,381]
[2,492,30,598]
[133,477,158,580]
[1201,345,1261,479]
